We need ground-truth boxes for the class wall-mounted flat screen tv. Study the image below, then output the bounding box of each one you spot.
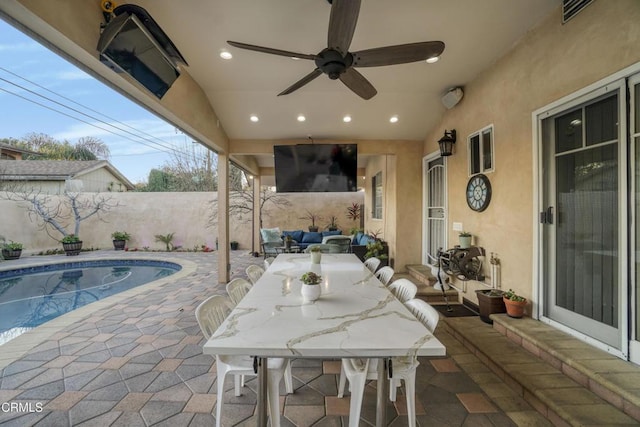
[97,12,180,99]
[274,144,357,192]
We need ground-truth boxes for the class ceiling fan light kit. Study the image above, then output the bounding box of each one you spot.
[227,0,444,100]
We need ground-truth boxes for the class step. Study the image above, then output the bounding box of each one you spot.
[394,272,458,304]
[442,315,640,425]
[405,264,435,285]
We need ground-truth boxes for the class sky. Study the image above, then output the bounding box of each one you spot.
[0,19,206,184]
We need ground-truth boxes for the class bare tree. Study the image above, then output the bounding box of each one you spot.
[209,186,292,229]
[0,185,118,241]
[160,141,217,191]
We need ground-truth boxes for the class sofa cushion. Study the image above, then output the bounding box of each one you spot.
[353,232,364,245]
[322,230,342,237]
[260,227,281,243]
[359,234,374,246]
[301,232,323,244]
[282,230,304,243]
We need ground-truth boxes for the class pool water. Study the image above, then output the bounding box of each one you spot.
[0,260,180,345]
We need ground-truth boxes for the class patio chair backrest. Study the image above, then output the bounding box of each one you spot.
[375,266,395,285]
[405,298,440,333]
[364,257,381,272]
[388,278,417,303]
[195,295,234,339]
[246,265,265,284]
[324,236,351,253]
[226,278,252,306]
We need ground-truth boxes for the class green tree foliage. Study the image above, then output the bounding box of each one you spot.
[16,133,110,160]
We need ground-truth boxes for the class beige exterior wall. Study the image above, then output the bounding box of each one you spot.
[0,191,363,254]
[232,139,423,270]
[422,1,640,305]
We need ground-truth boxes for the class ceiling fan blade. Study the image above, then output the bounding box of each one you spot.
[352,41,445,67]
[327,0,361,56]
[278,68,323,96]
[339,68,377,100]
[227,41,316,60]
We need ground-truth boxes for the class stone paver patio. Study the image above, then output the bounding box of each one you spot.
[0,251,548,426]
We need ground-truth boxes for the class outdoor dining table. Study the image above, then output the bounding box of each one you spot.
[203,253,446,426]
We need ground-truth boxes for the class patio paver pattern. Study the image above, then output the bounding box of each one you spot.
[0,251,548,426]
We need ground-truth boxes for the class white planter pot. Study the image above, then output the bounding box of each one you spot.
[301,283,321,301]
[311,251,322,264]
[459,236,472,249]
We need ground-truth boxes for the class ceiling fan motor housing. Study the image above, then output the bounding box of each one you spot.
[315,49,353,79]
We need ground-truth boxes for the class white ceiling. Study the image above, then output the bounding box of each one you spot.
[133,0,560,149]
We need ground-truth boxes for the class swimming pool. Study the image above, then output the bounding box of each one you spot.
[0,259,181,345]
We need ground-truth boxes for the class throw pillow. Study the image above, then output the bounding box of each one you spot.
[260,227,281,243]
[353,232,364,245]
[301,232,323,244]
[282,230,304,243]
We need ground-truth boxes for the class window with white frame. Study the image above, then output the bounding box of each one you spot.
[372,171,383,219]
[468,125,494,175]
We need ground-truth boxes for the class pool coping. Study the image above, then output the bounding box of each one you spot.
[0,255,198,370]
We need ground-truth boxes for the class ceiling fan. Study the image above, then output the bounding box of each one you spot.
[227,0,444,100]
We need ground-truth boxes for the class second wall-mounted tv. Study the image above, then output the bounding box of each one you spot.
[274,144,357,192]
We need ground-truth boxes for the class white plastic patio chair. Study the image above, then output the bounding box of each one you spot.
[375,266,395,285]
[246,265,265,285]
[337,298,440,427]
[196,295,290,427]
[226,278,252,306]
[388,278,417,302]
[388,299,440,416]
[364,257,381,272]
[264,257,276,270]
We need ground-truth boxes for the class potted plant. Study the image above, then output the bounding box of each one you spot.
[310,245,323,264]
[2,241,23,260]
[475,289,505,324]
[300,271,322,301]
[364,239,389,267]
[230,240,239,250]
[326,216,339,231]
[459,231,472,249]
[503,288,527,318]
[61,234,83,256]
[111,231,131,250]
[300,210,322,232]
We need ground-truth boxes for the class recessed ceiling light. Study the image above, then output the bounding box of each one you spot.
[389,115,399,123]
[291,57,301,60]
[219,51,232,60]
[250,115,259,122]
[426,56,439,64]
[343,115,352,123]
[297,115,306,122]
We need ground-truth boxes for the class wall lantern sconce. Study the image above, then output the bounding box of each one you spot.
[438,129,457,157]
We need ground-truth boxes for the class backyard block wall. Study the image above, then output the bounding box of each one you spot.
[0,190,363,255]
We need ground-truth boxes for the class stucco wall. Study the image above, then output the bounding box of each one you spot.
[0,191,363,254]
[423,1,640,304]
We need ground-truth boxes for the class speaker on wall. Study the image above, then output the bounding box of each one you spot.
[441,87,464,109]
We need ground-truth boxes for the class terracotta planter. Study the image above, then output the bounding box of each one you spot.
[1,249,22,260]
[503,297,527,318]
[476,289,505,324]
[62,241,83,256]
